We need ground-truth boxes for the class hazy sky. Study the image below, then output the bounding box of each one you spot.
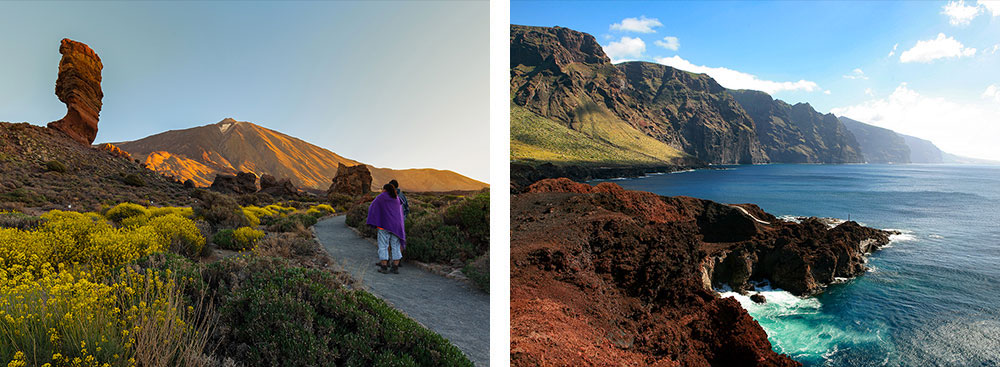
[513,0,1000,161]
[0,1,489,182]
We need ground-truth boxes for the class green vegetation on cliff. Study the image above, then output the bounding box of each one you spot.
[511,104,686,166]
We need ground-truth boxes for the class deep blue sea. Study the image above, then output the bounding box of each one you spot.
[593,164,1000,366]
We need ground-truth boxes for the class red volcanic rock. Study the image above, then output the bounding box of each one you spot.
[327,163,372,197]
[511,178,894,366]
[47,39,103,145]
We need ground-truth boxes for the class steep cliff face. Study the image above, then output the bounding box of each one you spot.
[902,134,944,163]
[510,25,765,165]
[729,90,864,163]
[838,116,910,163]
[511,179,893,366]
[47,39,103,145]
[620,62,766,164]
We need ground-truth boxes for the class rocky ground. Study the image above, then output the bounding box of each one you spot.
[510,178,893,366]
[0,122,194,212]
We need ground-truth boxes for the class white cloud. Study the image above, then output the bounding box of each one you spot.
[654,55,820,94]
[888,43,899,57]
[824,90,832,95]
[604,36,646,63]
[899,33,976,63]
[984,84,1000,103]
[981,0,1000,16]
[989,44,1000,54]
[610,16,662,33]
[843,68,869,80]
[832,83,1000,161]
[654,36,680,51]
[943,0,982,25]
[865,88,875,97]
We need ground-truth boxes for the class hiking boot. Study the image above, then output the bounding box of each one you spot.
[390,265,399,274]
[378,264,390,274]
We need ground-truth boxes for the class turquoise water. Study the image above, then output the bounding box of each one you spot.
[593,164,1000,366]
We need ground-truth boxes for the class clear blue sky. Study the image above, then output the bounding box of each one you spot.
[513,1,1000,161]
[0,1,489,182]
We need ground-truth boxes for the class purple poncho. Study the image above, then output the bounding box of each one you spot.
[366,192,406,249]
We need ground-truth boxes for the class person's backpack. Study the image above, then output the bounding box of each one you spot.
[398,189,410,217]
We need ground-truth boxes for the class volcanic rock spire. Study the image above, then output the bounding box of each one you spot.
[47,38,103,145]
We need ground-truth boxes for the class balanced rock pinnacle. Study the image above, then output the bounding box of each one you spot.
[47,38,103,145]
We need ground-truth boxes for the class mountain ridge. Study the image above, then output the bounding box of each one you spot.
[510,24,865,166]
[113,118,487,193]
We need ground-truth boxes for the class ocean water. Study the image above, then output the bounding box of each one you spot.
[593,164,1000,366]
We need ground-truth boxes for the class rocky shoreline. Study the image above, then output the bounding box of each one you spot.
[510,160,705,192]
[510,178,894,366]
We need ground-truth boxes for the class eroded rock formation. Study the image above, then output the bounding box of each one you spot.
[259,174,297,197]
[511,178,893,366]
[210,171,258,194]
[327,163,372,197]
[47,38,103,145]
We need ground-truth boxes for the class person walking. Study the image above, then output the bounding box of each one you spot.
[389,179,409,217]
[366,183,406,274]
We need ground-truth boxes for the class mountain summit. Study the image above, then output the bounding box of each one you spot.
[113,119,487,192]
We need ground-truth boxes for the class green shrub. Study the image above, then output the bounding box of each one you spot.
[44,160,67,173]
[443,192,489,252]
[193,190,250,229]
[105,202,150,223]
[212,229,236,250]
[123,173,146,187]
[327,193,354,212]
[405,215,475,263]
[345,204,377,238]
[204,256,472,367]
[345,204,367,228]
[147,214,206,258]
[463,253,489,294]
[268,213,318,233]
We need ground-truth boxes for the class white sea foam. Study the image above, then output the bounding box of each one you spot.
[671,169,696,174]
[887,229,918,243]
[718,281,883,360]
[928,234,944,239]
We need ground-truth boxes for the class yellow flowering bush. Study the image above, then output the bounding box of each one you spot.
[306,204,335,217]
[233,227,264,247]
[104,203,148,223]
[0,205,211,366]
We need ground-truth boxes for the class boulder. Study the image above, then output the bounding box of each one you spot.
[259,174,297,197]
[750,293,767,304]
[210,171,257,194]
[327,163,372,197]
[47,39,103,145]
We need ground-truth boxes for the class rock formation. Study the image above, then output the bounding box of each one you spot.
[47,39,103,145]
[259,174,297,197]
[96,143,131,160]
[327,163,372,197]
[511,178,894,366]
[210,171,258,194]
